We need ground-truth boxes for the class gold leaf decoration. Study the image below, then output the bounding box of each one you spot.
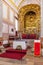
[18,4,40,34]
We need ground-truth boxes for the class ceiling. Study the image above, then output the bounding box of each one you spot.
[2,0,40,13]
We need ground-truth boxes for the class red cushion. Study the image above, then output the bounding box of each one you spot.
[29,34,36,39]
[22,34,27,39]
[22,34,36,39]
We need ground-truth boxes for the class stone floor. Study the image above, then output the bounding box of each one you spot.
[0,57,34,65]
[0,49,43,65]
[0,54,43,65]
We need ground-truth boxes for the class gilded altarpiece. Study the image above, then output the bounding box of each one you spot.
[18,4,40,35]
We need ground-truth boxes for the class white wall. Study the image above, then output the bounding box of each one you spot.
[15,19,18,31]
[9,8,14,22]
[9,25,15,35]
[3,3,8,19]
[2,22,15,35]
[2,23,8,33]
[0,0,3,37]
[41,0,43,37]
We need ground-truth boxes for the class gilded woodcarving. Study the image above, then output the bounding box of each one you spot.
[18,4,40,34]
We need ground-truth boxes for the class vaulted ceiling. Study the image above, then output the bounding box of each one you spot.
[2,0,40,13]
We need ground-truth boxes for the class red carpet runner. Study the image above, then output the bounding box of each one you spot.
[0,49,27,60]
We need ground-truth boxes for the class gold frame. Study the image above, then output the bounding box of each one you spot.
[18,4,41,34]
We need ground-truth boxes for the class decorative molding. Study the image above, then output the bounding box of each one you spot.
[8,0,25,10]
[18,0,25,8]
[8,0,18,10]
[2,0,18,14]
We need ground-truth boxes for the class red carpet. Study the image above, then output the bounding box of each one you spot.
[0,49,27,60]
